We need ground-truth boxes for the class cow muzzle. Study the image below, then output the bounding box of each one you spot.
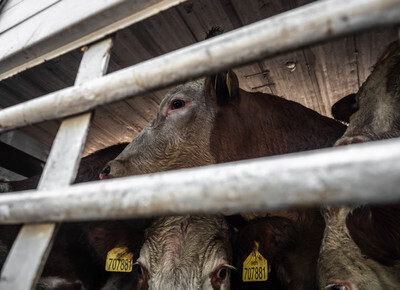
[99,165,111,180]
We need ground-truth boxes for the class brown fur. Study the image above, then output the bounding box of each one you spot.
[210,89,344,163]
[232,210,325,290]
[346,205,400,267]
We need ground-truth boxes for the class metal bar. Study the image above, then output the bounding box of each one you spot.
[0,0,399,133]
[0,0,187,81]
[0,138,399,224]
[0,39,113,290]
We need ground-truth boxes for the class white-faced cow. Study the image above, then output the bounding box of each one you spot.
[318,40,400,290]
[135,215,233,290]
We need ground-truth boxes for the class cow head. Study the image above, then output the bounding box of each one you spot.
[99,70,239,179]
[332,40,400,145]
[135,215,233,290]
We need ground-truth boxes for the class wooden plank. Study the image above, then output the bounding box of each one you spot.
[84,90,162,155]
[0,0,59,34]
[235,64,274,94]
[175,0,235,41]
[301,37,359,116]
[0,0,186,81]
[0,38,113,290]
[355,27,399,86]
[0,50,80,110]
[0,130,49,162]
[0,142,44,178]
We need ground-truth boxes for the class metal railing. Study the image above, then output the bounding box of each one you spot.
[0,138,400,224]
[0,0,399,289]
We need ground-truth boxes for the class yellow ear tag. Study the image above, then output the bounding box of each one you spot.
[242,242,270,282]
[105,247,134,272]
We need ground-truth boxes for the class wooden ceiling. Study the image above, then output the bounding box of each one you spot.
[0,0,398,160]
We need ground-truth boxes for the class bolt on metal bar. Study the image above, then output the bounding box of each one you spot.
[0,38,113,290]
[0,138,399,224]
[0,0,399,133]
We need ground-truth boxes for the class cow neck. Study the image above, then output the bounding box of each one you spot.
[209,90,346,163]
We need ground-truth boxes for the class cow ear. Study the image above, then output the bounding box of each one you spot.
[331,93,358,123]
[205,69,239,106]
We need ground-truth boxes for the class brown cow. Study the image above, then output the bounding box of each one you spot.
[99,60,345,288]
[100,73,344,179]
[318,40,400,290]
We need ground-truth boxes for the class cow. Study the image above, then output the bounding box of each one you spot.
[99,39,346,289]
[135,215,233,290]
[318,40,400,290]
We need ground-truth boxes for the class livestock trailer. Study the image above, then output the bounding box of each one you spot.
[0,0,399,288]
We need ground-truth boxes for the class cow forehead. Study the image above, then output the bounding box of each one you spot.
[160,78,206,106]
[140,216,231,284]
[143,216,230,263]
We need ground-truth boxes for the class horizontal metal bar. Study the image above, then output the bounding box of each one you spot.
[0,138,399,224]
[0,0,399,132]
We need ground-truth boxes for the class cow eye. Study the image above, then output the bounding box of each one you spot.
[171,99,185,110]
[134,262,146,276]
[217,267,227,280]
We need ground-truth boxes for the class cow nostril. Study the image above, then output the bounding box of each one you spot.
[99,165,111,180]
[102,165,111,175]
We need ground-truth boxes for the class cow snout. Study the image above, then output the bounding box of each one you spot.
[99,165,111,180]
[334,136,368,146]
[325,281,352,290]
